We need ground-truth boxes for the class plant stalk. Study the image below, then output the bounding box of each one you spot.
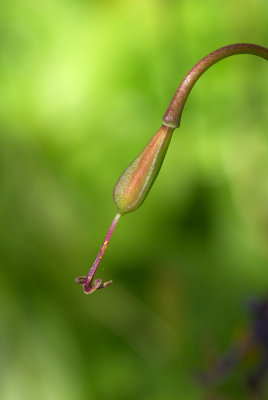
[76,213,121,294]
[162,43,268,129]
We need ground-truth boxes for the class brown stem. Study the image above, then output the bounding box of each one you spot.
[162,43,268,129]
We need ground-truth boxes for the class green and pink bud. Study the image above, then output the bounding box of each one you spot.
[76,124,174,294]
[113,124,174,214]
[76,43,268,295]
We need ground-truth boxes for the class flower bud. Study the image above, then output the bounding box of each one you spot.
[113,124,174,214]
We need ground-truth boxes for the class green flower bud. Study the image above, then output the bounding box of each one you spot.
[113,124,174,215]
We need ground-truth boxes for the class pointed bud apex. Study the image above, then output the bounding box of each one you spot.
[113,124,174,214]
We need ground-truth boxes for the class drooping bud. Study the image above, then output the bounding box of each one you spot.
[113,124,174,215]
[76,43,268,295]
[75,124,174,294]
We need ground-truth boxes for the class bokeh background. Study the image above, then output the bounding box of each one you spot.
[1,0,268,399]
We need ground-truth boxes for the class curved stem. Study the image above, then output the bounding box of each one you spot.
[76,43,268,296]
[162,43,268,129]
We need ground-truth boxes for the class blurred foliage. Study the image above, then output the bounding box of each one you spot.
[0,0,268,399]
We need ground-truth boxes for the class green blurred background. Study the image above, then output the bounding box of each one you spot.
[1,0,268,399]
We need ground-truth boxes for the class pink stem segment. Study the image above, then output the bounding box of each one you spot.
[163,43,268,128]
[75,213,121,294]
